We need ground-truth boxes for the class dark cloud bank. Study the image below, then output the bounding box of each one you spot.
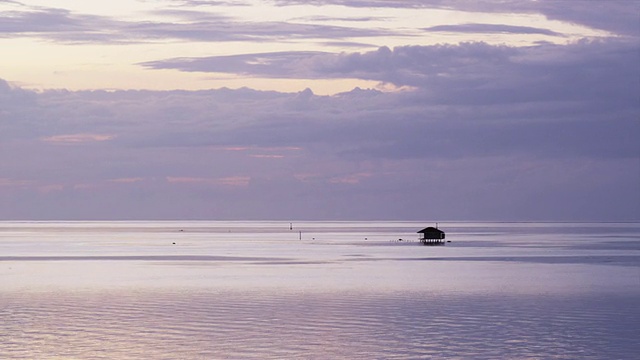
[1,38,639,220]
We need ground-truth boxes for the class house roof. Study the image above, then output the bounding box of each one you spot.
[417,227,444,234]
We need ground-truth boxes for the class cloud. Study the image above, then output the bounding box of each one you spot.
[0,178,33,188]
[273,0,638,36]
[37,184,64,194]
[0,83,639,219]
[127,19,389,43]
[1,34,638,220]
[424,23,562,36]
[2,0,632,51]
[217,176,251,187]
[0,4,394,44]
[141,51,332,78]
[167,176,250,187]
[170,0,252,6]
[141,40,639,111]
[5,40,640,163]
[271,0,430,8]
[0,6,128,43]
[329,172,372,184]
[531,0,640,37]
[41,133,115,144]
[170,0,423,8]
[108,177,145,184]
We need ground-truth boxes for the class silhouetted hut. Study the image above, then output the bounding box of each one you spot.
[417,227,445,245]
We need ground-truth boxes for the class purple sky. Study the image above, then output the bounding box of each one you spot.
[0,0,638,221]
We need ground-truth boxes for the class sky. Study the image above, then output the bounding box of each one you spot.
[0,0,639,221]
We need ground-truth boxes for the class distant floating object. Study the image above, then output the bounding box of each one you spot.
[417,226,445,246]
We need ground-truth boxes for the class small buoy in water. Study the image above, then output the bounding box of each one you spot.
[398,238,403,242]
[172,242,176,245]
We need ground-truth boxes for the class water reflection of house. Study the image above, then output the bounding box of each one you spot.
[417,226,445,246]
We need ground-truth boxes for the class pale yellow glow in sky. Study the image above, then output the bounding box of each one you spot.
[1,0,611,94]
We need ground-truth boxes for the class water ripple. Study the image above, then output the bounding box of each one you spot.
[1,289,638,359]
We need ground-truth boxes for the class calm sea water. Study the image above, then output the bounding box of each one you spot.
[1,221,639,359]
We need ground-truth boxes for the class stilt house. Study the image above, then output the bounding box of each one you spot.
[417,226,445,245]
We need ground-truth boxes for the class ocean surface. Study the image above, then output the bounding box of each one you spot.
[1,221,639,359]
